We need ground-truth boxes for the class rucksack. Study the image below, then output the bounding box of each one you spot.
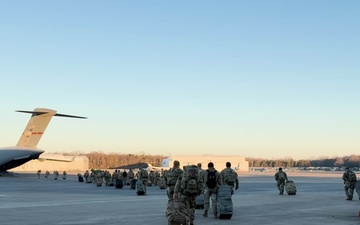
[223,168,237,185]
[141,169,148,179]
[166,168,181,186]
[278,172,285,181]
[206,170,217,189]
[136,180,145,194]
[166,199,190,225]
[180,165,201,196]
[349,171,357,182]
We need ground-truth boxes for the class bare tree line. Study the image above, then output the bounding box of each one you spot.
[79,151,166,169]
[60,151,360,169]
[246,154,360,168]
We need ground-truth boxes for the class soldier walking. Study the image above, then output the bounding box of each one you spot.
[342,167,357,200]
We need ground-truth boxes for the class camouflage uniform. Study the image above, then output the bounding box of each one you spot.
[155,171,160,185]
[342,167,357,200]
[36,170,41,179]
[149,171,156,186]
[84,170,90,183]
[62,171,67,180]
[166,161,183,200]
[220,167,239,194]
[117,170,123,181]
[54,170,59,180]
[45,170,50,179]
[111,170,118,183]
[197,163,206,185]
[138,168,149,193]
[128,169,135,182]
[104,170,111,186]
[203,164,221,218]
[94,171,103,187]
[174,165,202,225]
[275,168,288,195]
[122,170,128,185]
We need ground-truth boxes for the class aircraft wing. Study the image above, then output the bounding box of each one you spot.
[38,154,76,162]
[147,163,168,172]
[112,162,149,170]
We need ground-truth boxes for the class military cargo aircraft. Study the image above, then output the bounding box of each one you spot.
[0,108,86,171]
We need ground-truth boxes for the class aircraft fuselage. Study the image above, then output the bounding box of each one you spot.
[0,146,44,171]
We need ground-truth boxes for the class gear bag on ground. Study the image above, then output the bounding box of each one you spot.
[166,199,190,225]
[285,180,297,195]
[217,185,233,219]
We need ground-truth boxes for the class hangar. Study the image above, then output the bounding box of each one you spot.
[162,155,249,172]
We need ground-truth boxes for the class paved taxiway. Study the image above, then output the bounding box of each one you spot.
[1,172,359,225]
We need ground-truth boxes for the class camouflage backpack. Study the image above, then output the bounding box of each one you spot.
[166,199,190,225]
[166,168,181,186]
[223,168,237,185]
[278,172,285,181]
[179,165,202,196]
[141,169,149,179]
[349,171,357,182]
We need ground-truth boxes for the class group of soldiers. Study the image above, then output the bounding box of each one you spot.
[274,166,358,200]
[36,169,67,180]
[78,168,166,188]
[165,161,239,225]
[73,161,239,225]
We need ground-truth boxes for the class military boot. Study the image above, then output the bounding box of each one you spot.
[203,210,208,217]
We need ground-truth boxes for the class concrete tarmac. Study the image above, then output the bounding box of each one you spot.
[0,172,359,225]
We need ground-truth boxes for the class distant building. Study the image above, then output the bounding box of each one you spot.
[10,155,89,172]
[162,155,249,172]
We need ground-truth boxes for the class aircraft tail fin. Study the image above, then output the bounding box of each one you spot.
[16,108,87,148]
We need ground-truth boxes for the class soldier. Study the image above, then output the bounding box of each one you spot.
[197,163,206,182]
[203,162,221,218]
[77,173,84,182]
[62,171,67,180]
[127,169,135,181]
[84,170,90,183]
[155,170,160,185]
[94,171,103,187]
[165,160,183,200]
[104,170,111,186]
[54,170,59,180]
[149,170,156,186]
[342,166,357,200]
[138,168,149,193]
[45,170,50,179]
[274,167,288,195]
[160,168,164,177]
[174,165,202,225]
[220,162,239,194]
[111,170,118,183]
[36,170,41,179]
[117,169,123,181]
[122,170,128,185]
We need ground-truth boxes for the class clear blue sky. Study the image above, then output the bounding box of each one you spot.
[0,1,359,160]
